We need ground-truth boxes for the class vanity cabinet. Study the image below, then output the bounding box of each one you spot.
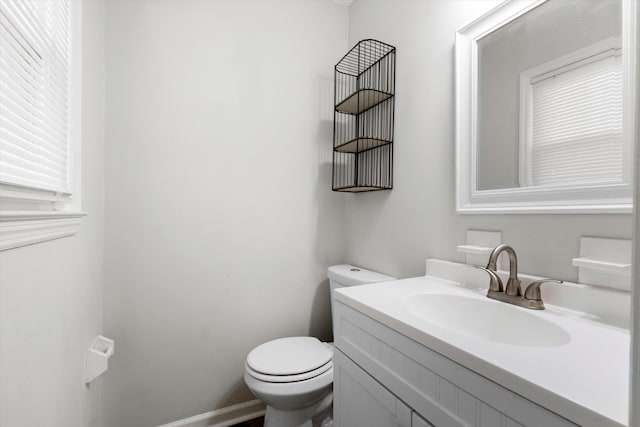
[334,349,413,427]
[332,300,578,427]
[334,349,434,427]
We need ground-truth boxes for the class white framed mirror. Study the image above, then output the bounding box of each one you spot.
[456,0,637,214]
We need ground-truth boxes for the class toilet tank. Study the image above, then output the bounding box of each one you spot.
[327,264,396,291]
[327,265,396,329]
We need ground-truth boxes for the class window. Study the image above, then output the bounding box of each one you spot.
[0,0,83,250]
[519,38,626,188]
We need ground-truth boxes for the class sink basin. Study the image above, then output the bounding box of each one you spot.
[404,293,570,347]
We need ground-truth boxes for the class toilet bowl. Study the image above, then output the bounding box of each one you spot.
[245,337,334,427]
[244,265,396,427]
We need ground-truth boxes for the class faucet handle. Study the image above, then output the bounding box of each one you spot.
[524,279,563,301]
[473,265,504,292]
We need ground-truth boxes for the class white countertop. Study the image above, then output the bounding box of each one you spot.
[334,273,630,427]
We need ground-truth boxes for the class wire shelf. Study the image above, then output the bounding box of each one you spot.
[333,39,396,192]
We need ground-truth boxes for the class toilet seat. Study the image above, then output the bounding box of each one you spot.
[246,360,333,383]
[247,337,333,382]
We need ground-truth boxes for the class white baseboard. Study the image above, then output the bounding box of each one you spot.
[157,399,266,427]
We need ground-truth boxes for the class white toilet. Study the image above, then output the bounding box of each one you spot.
[244,264,395,427]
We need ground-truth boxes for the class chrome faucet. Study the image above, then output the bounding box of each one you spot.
[475,244,562,310]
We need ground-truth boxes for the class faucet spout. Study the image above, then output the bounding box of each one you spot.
[486,244,521,296]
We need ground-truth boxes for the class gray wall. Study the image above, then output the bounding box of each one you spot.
[0,2,106,426]
[344,0,632,282]
[102,2,347,426]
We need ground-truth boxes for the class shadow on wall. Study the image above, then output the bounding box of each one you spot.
[309,278,333,342]
[313,119,342,266]
[309,104,344,343]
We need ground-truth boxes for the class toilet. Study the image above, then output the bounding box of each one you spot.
[244,264,396,427]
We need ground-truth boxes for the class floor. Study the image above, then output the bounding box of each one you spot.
[232,416,264,427]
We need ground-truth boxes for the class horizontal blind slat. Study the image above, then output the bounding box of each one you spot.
[534,73,621,99]
[0,109,68,161]
[533,125,622,144]
[1,0,47,58]
[0,161,67,191]
[0,36,67,133]
[533,54,621,88]
[0,40,69,116]
[533,92,621,118]
[0,85,68,154]
[530,50,623,187]
[0,145,66,179]
[0,118,68,167]
[8,0,70,80]
[0,0,70,194]
[0,13,42,81]
[0,4,70,114]
[0,156,66,182]
[0,127,68,168]
[0,75,68,149]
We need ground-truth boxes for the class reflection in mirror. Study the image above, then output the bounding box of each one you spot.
[477,0,622,191]
[456,0,636,213]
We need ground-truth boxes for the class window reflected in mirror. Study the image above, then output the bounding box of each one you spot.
[477,0,623,191]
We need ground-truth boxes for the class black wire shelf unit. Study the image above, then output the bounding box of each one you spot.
[333,39,396,192]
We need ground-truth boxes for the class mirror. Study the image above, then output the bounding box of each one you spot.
[456,0,636,213]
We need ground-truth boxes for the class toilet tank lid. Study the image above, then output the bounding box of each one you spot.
[327,264,396,287]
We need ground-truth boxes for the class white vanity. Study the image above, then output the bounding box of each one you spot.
[332,260,629,427]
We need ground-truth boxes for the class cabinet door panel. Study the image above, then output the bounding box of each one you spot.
[334,349,411,427]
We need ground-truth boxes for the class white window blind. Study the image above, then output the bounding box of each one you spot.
[0,0,71,194]
[528,51,623,187]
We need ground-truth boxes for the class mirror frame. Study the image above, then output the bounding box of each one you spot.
[455,0,637,214]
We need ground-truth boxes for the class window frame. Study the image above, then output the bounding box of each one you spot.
[0,0,85,251]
